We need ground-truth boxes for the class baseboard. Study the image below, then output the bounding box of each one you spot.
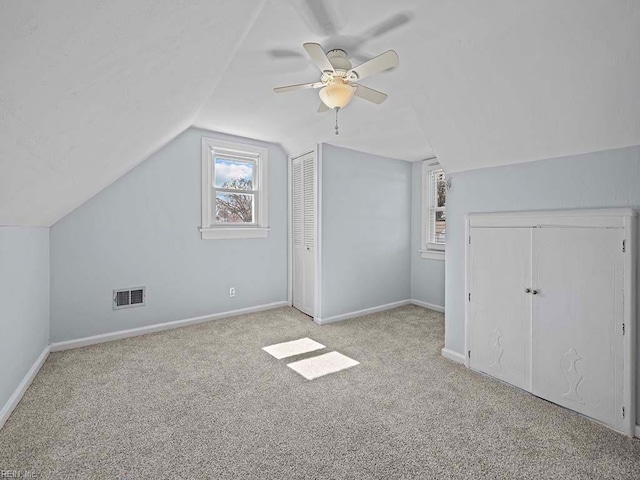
[0,345,50,430]
[316,300,412,325]
[50,301,290,352]
[410,299,445,313]
[636,424,640,439]
[441,348,465,364]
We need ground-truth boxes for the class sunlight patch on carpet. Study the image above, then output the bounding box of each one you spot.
[262,337,326,359]
[287,351,359,380]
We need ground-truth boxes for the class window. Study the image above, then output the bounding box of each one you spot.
[214,156,256,224]
[201,137,269,239]
[421,159,446,260]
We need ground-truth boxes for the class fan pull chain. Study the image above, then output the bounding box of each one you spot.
[334,107,340,135]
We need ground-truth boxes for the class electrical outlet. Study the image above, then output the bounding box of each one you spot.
[229,287,236,298]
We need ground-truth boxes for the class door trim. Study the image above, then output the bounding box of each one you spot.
[314,143,323,323]
[287,151,292,306]
[464,215,472,368]
[623,214,637,434]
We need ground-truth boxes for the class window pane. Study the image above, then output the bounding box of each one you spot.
[215,192,254,223]
[435,210,446,244]
[435,170,446,208]
[214,157,254,190]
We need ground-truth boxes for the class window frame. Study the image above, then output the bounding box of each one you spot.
[200,137,269,240]
[420,159,446,260]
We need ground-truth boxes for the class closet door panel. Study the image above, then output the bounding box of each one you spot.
[291,152,315,317]
[469,227,531,389]
[292,157,305,312]
[531,227,624,430]
[302,154,315,315]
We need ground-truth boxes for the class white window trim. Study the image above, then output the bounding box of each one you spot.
[200,137,269,240]
[420,158,445,260]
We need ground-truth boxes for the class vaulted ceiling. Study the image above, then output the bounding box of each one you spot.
[0,0,266,226]
[2,0,639,226]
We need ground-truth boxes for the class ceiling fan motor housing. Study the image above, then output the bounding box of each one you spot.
[324,49,357,81]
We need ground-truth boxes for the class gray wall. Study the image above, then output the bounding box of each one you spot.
[410,161,445,308]
[444,144,640,418]
[50,127,288,342]
[0,227,50,411]
[320,144,411,320]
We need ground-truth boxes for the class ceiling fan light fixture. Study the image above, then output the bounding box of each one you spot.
[319,78,355,109]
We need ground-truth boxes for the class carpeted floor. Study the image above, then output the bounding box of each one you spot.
[1,305,639,479]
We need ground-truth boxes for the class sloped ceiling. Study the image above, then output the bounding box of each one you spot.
[0,0,265,226]
[2,0,639,226]
[411,0,640,173]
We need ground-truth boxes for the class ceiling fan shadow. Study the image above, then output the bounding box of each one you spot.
[298,0,343,36]
[267,49,305,59]
[294,3,412,68]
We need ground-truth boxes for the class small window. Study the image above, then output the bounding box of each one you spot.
[429,168,447,245]
[214,156,256,224]
[201,138,269,239]
[421,160,446,260]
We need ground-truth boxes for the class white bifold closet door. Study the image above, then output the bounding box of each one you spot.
[292,152,315,317]
[531,227,624,430]
[469,227,531,390]
[467,210,634,435]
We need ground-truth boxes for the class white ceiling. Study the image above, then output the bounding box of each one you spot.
[0,0,266,226]
[194,0,435,163]
[2,0,639,226]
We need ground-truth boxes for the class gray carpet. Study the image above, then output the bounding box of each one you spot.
[1,305,639,479]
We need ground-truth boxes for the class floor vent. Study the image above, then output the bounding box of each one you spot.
[113,287,146,310]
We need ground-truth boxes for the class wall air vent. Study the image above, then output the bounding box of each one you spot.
[113,287,146,310]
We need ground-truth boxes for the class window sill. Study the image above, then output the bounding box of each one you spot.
[200,227,269,240]
[420,249,445,261]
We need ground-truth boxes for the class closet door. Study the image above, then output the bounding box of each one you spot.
[531,227,625,431]
[292,152,315,317]
[469,227,531,389]
[292,157,304,313]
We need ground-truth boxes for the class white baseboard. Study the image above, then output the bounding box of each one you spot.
[0,345,50,430]
[441,348,465,364]
[410,299,445,313]
[50,301,290,352]
[636,424,640,439]
[316,300,412,325]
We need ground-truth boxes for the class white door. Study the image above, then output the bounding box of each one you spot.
[292,152,315,316]
[531,227,625,431]
[469,227,531,389]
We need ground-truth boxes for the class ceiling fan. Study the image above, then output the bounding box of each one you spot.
[273,43,399,134]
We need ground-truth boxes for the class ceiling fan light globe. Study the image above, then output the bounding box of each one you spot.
[319,80,355,109]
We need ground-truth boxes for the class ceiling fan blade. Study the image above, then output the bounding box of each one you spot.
[348,50,399,81]
[354,84,388,104]
[273,82,323,93]
[318,101,330,113]
[341,14,411,60]
[303,42,335,73]
[350,52,371,64]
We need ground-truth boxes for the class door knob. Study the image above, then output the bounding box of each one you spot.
[524,288,532,294]
[531,289,538,295]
